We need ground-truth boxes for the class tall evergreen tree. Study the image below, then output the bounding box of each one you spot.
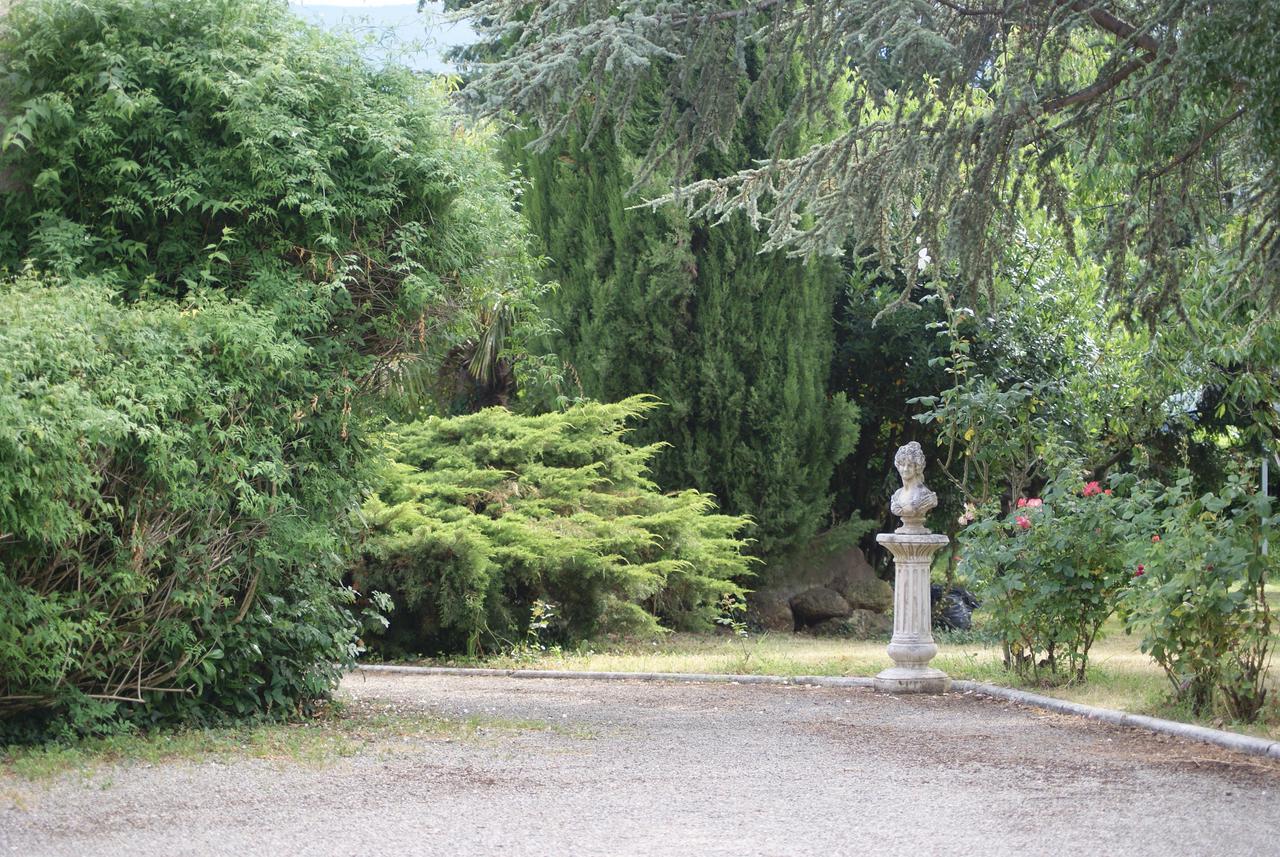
[512,98,858,558]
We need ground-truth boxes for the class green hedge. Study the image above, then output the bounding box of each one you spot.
[358,398,754,654]
[0,278,368,740]
[0,0,540,739]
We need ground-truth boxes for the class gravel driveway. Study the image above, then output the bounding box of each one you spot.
[4,672,1278,856]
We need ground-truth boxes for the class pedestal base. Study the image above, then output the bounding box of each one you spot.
[873,665,951,694]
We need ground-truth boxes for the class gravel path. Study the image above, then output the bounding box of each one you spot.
[4,672,1279,856]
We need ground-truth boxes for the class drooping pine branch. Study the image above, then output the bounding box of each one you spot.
[457,0,1280,323]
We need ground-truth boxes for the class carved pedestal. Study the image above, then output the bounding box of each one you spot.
[874,532,951,694]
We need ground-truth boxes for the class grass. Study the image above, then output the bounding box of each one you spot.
[417,621,1280,741]
[0,699,561,783]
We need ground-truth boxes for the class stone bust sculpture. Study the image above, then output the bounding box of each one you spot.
[890,441,937,534]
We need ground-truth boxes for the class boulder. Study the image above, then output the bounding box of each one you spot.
[839,577,893,613]
[803,610,893,639]
[789,587,851,627]
[826,545,879,592]
[761,526,879,593]
[848,608,893,638]
[804,617,854,637]
[746,589,795,632]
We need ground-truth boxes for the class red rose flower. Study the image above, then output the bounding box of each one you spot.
[1134,565,1145,577]
[1152,534,1161,542]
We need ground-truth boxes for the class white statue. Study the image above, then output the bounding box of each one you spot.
[889,442,937,534]
[876,441,950,693]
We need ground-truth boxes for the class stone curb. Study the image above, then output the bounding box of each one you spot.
[354,664,1279,760]
[948,680,1280,761]
[356,664,876,688]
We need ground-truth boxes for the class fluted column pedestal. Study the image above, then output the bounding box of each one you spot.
[874,532,951,694]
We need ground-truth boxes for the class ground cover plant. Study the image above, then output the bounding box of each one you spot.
[0,0,541,741]
[358,397,753,655]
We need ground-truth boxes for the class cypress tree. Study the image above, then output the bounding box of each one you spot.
[512,93,857,558]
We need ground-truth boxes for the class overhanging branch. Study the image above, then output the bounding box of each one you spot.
[1063,0,1162,58]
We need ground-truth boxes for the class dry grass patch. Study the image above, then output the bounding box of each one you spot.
[0,699,558,783]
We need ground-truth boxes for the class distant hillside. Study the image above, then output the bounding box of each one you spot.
[290,2,475,73]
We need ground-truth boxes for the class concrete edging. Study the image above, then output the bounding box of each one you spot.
[357,664,876,688]
[355,664,1280,760]
[948,679,1280,760]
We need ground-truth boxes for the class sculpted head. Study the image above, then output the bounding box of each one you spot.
[894,442,926,485]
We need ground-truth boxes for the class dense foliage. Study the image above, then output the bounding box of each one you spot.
[0,0,540,382]
[827,275,951,537]
[0,0,540,739]
[357,398,752,654]
[462,0,1279,324]
[515,119,858,557]
[1123,475,1275,721]
[0,278,369,739]
[958,474,1134,683]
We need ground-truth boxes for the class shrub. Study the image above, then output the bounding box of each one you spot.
[1122,474,1275,722]
[0,0,540,382]
[0,278,370,740]
[958,472,1134,683]
[0,0,539,739]
[357,397,753,654]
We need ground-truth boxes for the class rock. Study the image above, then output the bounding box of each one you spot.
[839,577,893,613]
[746,589,795,632]
[823,545,878,592]
[789,587,851,626]
[804,617,853,637]
[763,527,879,592]
[850,608,894,638]
[804,610,893,639]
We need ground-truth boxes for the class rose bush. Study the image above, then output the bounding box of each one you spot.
[958,471,1138,683]
[1121,473,1275,722]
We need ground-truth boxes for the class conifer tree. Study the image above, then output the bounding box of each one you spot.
[513,91,858,557]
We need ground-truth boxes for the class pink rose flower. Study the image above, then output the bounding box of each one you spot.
[1016,515,1031,530]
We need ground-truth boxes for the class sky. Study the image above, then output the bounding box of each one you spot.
[288,1,476,73]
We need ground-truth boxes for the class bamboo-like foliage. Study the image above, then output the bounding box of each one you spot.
[0,0,544,739]
[459,0,1280,325]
